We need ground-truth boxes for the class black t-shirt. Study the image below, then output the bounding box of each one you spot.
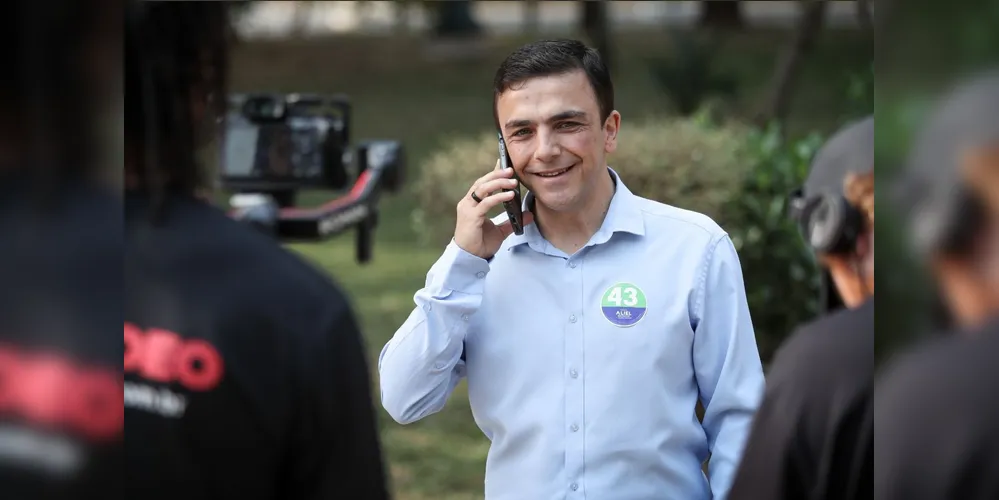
[0,177,122,500]
[874,318,999,500]
[124,192,390,500]
[729,298,873,500]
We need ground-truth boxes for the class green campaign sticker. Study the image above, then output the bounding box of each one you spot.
[600,283,647,327]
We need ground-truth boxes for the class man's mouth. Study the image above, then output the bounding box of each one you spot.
[533,164,576,178]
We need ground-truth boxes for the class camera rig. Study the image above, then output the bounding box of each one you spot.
[221,92,405,264]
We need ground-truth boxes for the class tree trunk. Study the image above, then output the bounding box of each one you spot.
[432,0,481,38]
[581,1,611,70]
[291,1,314,38]
[393,1,407,34]
[857,0,873,34]
[699,1,744,29]
[524,0,540,35]
[756,0,827,127]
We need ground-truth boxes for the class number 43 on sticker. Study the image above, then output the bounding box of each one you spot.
[600,283,647,327]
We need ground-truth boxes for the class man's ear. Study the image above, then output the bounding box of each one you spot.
[603,110,621,154]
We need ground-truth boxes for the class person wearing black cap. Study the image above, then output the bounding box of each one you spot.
[728,116,874,500]
[875,70,999,500]
[124,2,390,499]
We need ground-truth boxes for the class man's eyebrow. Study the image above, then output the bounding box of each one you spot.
[503,109,588,130]
[547,110,587,123]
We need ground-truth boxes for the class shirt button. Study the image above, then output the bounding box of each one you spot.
[569,314,577,323]
[461,314,469,321]
[475,271,486,279]
[570,483,578,491]
[570,424,579,432]
[423,303,432,312]
[568,261,577,268]
[569,369,578,378]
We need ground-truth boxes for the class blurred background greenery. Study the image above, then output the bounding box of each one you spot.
[874,0,999,359]
[225,2,872,498]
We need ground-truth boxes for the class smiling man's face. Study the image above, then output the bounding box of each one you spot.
[496,69,620,213]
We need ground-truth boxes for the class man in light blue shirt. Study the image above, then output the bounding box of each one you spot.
[379,39,764,500]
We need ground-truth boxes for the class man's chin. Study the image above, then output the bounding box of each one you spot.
[531,190,579,213]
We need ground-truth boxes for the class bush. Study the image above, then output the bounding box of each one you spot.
[412,114,754,246]
[411,116,824,364]
[720,123,824,363]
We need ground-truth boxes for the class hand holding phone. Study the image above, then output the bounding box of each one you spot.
[497,133,525,236]
[452,153,532,260]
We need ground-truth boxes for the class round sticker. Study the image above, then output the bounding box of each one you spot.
[600,283,647,327]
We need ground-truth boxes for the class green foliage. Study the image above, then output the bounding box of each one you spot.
[647,32,739,116]
[874,0,999,362]
[720,123,825,363]
[411,115,754,246]
[846,62,874,120]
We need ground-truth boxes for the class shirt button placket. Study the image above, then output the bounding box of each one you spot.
[564,257,585,497]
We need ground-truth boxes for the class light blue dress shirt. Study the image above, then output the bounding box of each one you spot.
[379,168,764,500]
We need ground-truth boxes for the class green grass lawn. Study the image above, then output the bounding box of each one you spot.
[232,29,869,499]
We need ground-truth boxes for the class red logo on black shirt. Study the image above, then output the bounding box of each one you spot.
[0,344,123,441]
[123,323,224,391]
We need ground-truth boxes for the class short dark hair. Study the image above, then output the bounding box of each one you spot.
[125,0,235,199]
[493,39,614,125]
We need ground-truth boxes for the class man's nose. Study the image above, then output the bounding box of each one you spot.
[533,130,562,163]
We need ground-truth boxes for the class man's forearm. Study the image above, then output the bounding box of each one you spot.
[691,235,765,499]
[704,403,758,498]
[377,241,489,424]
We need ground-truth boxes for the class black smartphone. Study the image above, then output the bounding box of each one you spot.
[497,132,525,235]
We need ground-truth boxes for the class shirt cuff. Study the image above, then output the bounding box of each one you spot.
[428,240,491,295]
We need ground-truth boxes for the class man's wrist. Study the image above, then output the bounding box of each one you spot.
[428,240,491,295]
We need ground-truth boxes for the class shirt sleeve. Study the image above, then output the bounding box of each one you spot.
[284,299,391,500]
[377,240,489,424]
[690,234,766,500]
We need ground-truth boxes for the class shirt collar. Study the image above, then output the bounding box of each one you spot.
[505,167,645,251]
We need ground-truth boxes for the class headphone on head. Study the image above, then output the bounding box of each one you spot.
[789,188,864,255]
[790,188,866,313]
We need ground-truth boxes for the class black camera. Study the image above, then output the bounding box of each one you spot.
[222,93,405,263]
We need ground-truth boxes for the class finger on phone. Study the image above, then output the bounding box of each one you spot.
[494,158,502,171]
[474,190,515,216]
[477,177,518,196]
[467,168,509,196]
[469,170,515,195]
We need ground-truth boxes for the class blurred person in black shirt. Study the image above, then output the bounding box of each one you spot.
[124,2,390,499]
[0,1,122,499]
[877,70,999,500]
[729,116,874,500]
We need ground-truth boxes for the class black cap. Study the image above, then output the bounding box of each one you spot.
[895,70,999,256]
[791,116,872,314]
[803,115,874,199]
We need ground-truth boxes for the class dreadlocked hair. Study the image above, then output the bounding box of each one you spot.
[125,0,236,216]
[3,0,109,185]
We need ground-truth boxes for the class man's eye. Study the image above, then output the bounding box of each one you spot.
[512,129,531,136]
[557,122,582,129]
